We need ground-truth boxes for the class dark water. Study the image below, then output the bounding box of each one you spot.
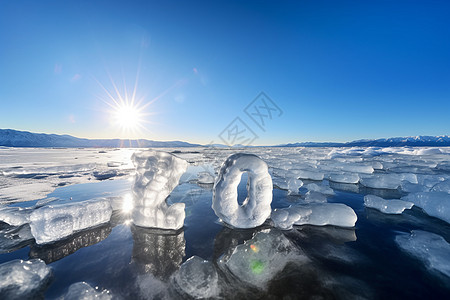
[1,176,450,299]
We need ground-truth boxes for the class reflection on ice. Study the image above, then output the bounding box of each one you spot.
[131,226,185,280]
[0,224,34,254]
[29,223,112,263]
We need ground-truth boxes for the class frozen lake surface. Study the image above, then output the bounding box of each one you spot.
[1,146,450,299]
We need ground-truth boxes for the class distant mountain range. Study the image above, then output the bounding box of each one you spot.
[277,135,450,147]
[0,129,200,148]
[0,129,449,148]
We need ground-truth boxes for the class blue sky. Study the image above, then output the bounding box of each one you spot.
[0,0,449,145]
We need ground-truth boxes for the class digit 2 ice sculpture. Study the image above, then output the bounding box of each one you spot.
[212,153,273,228]
[131,151,188,230]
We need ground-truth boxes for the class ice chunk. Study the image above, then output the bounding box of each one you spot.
[0,259,52,299]
[400,181,429,193]
[295,169,324,181]
[360,173,417,190]
[364,195,413,214]
[431,179,450,194]
[305,183,335,196]
[63,282,112,300]
[131,151,188,230]
[326,173,359,184]
[395,230,450,278]
[219,230,307,289]
[173,256,219,299]
[272,203,357,230]
[212,153,272,228]
[402,192,450,224]
[29,198,112,244]
[286,178,303,195]
[0,224,34,254]
[304,191,328,203]
[0,206,31,226]
[197,171,215,184]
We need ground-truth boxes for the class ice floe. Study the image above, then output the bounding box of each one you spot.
[271,203,357,230]
[364,195,413,214]
[402,192,450,224]
[29,198,112,244]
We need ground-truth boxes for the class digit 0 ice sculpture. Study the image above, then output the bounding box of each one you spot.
[212,153,273,228]
[131,151,188,230]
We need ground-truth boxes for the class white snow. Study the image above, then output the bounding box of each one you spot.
[272,203,357,230]
[0,259,52,299]
[131,151,188,230]
[29,198,112,244]
[364,195,413,214]
[395,230,450,278]
[63,282,112,300]
[173,256,219,299]
[212,153,273,228]
[401,192,450,224]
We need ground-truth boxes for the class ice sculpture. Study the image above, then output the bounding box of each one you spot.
[212,153,273,228]
[131,151,188,230]
[173,256,219,298]
[271,203,357,230]
[29,199,112,244]
[0,259,52,299]
[364,195,413,214]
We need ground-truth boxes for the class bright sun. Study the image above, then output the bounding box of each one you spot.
[112,102,144,130]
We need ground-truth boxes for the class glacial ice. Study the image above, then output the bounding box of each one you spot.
[395,230,450,278]
[29,198,112,244]
[219,230,307,289]
[0,259,52,299]
[173,256,219,299]
[131,151,188,230]
[272,203,357,230]
[401,192,450,224]
[364,195,413,214]
[63,282,112,300]
[212,153,273,228]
